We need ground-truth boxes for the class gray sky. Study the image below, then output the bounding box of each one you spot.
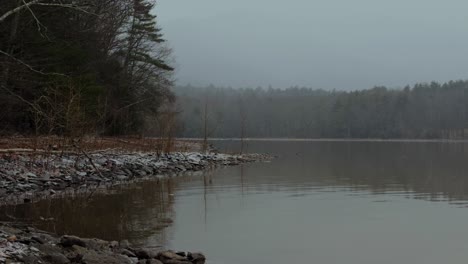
[157,0,468,90]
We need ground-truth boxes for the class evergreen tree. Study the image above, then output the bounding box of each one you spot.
[0,0,175,136]
[105,0,174,135]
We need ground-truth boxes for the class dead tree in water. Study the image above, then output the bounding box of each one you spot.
[238,97,247,154]
[203,98,208,152]
[200,89,222,153]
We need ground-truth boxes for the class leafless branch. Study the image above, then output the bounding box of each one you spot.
[0,0,42,23]
[22,0,47,37]
[116,98,151,112]
[0,49,66,76]
[0,0,96,24]
[72,142,104,178]
[35,3,98,16]
[0,84,46,118]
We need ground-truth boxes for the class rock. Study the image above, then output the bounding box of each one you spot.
[30,246,40,252]
[187,252,206,264]
[175,166,186,171]
[120,249,137,258]
[42,253,71,264]
[22,255,43,263]
[17,238,33,245]
[120,240,131,249]
[83,238,109,251]
[136,170,147,176]
[17,183,32,189]
[129,257,139,264]
[67,253,84,263]
[70,245,88,255]
[25,172,37,178]
[161,260,192,264]
[77,172,87,177]
[89,175,103,182]
[31,236,46,244]
[60,235,87,247]
[114,170,126,176]
[109,241,119,248]
[141,166,152,174]
[82,251,133,264]
[5,170,18,176]
[148,260,164,264]
[157,251,189,263]
[109,159,123,166]
[135,249,155,259]
[37,244,63,256]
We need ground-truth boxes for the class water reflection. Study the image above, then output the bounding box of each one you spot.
[215,141,468,204]
[0,179,180,247]
[3,141,468,263]
[165,141,468,264]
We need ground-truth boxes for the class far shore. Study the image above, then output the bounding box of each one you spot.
[180,137,468,143]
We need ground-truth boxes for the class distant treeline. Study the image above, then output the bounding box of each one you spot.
[0,0,174,136]
[175,81,468,139]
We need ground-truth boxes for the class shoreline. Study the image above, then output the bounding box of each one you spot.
[0,148,272,263]
[181,137,468,143]
[0,225,206,264]
[0,150,271,206]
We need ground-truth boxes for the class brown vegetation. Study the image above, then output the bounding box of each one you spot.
[0,136,200,154]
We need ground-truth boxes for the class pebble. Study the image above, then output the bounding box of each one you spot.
[29,247,39,253]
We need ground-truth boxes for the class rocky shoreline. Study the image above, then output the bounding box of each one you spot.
[0,151,271,205]
[0,150,272,263]
[0,225,205,264]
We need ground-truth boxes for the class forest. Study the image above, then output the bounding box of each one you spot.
[2,1,468,140]
[0,0,174,137]
[175,81,468,139]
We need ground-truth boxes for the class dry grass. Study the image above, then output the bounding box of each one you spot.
[0,136,201,153]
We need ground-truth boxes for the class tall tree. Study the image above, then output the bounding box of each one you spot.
[106,0,174,135]
[0,0,175,136]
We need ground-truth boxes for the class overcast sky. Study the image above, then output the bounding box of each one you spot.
[157,0,468,90]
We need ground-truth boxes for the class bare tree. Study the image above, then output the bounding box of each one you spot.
[238,97,247,154]
[0,0,94,24]
[1,0,174,136]
[200,91,223,153]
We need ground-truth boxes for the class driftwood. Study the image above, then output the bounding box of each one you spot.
[72,143,104,178]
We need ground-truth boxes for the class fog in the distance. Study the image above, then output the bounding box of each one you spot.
[158,0,468,90]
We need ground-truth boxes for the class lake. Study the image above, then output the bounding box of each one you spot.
[3,140,468,264]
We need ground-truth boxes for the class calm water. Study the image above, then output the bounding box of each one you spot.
[3,141,468,263]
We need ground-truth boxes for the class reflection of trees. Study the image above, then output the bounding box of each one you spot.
[0,178,182,247]
[321,142,468,202]
[216,141,468,204]
[3,141,468,248]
